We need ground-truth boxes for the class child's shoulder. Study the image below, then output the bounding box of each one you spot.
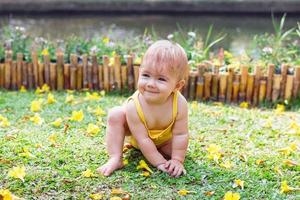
[176,92,188,117]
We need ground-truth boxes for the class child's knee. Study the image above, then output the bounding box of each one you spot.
[107,107,126,125]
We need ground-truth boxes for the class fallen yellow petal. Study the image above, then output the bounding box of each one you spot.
[224,191,240,200]
[8,166,26,182]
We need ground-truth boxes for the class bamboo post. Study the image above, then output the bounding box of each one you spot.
[32,51,39,87]
[285,75,294,101]
[280,64,288,99]
[246,74,254,104]
[64,64,70,89]
[272,74,282,102]
[259,79,267,103]
[22,62,28,88]
[109,64,115,91]
[87,63,93,89]
[211,74,219,101]
[82,54,88,89]
[292,66,300,98]
[188,71,197,100]
[219,74,227,102]
[92,54,98,90]
[0,63,4,88]
[43,54,50,86]
[226,67,234,103]
[103,55,110,92]
[127,55,134,92]
[196,64,205,101]
[50,63,57,90]
[27,62,34,89]
[77,63,83,90]
[114,55,122,90]
[38,63,44,87]
[70,54,78,90]
[252,65,261,106]
[56,52,64,90]
[4,51,13,90]
[232,81,240,103]
[133,65,140,90]
[98,64,103,90]
[11,61,17,90]
[204,72,212,100]
[239,65,248,102]
[266,64,275,101]
[121,65,128,92]
[16,53,23,89]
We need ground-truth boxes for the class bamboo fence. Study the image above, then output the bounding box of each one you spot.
[1,50,300,106]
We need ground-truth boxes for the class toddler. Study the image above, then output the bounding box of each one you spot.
[97,40,189,178]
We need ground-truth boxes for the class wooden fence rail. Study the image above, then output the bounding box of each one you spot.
[1,50,300,105]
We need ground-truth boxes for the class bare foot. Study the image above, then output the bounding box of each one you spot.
[97,157,124,176]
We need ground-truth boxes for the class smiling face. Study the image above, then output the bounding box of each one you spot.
[138,65,180,104]
[138,40,188,104]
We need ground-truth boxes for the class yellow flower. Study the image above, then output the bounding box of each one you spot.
[47,93,56,104]
[191,101,198,110]
[85,92,101,101]
[82,169,94,178]
[136,160,153,173]
[89,193,103,200]
[134,57,142,65]
[239,101,249,109]
[123,159,128,166]
[94,107,106,116]
[177,189,190,196]
[255,159,264,165]
[278,147,292,156]
[20,85,27,93]
[0,189,13,200]
[19,148,34,158]
[280,181,292,193]
[41,84,50,92]
[141,171,150,177]
[100,90,105,96]
[206,144,222,162]
[35,87,43,95]
[31,100,41,112]
[283,159,299,167]
[224,191,240,200]
[30,114,43,125]
[86,123,100,136]
[220,161,233,169]
[275,104,285,113]
[289,142,299,151]
[35,143,43,149]
[70,110,84,122]
[274,166,283,176]
[48,133,58,145]
[51,118,63,127]
[41,48,49,56]
[65,94,74,104]
[110,197,122,200]
[102,36,110,44]
[0,117,10,127]
[233,179,244,189]
[8,166,26,182]
[263,119,273,128]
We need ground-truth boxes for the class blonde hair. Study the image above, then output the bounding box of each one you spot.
[141,40,188,80]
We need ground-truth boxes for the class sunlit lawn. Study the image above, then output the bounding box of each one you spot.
[0,89,299,199]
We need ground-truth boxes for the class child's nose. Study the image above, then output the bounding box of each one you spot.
[147,79,156,88]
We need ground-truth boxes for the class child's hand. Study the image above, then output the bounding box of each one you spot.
[164,159,185,178]
[157,163,168,173]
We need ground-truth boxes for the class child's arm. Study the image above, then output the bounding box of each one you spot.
[125,100,167,167]
[165,96,189,177]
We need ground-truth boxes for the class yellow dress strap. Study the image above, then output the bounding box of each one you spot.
[132,91,149,130]
[172,91,178,120]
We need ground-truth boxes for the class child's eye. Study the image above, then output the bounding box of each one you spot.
[158,78,166,82]
[142,74,150,77]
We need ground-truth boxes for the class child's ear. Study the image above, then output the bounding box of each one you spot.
[174,79,185,91]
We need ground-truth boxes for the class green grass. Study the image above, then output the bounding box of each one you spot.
[0,90,299,199]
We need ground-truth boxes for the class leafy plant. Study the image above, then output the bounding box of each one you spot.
[251,14,296,68]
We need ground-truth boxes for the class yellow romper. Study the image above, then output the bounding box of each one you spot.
[128,91,178,149]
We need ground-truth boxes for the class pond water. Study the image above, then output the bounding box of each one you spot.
[0,14,299,54]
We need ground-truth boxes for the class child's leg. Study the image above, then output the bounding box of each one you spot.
[158,140,172,159]
[97,106,128,176]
